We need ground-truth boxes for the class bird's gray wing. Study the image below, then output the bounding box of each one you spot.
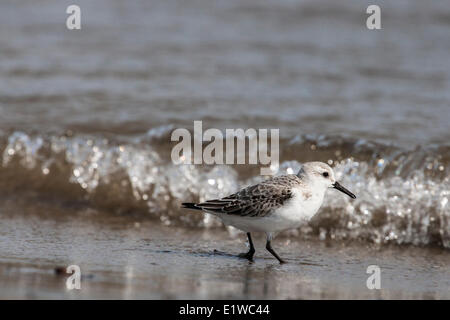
[195,182,293,217]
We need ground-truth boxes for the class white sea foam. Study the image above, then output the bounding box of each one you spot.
[0,131,448,248]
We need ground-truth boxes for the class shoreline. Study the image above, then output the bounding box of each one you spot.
[0,213,449,299]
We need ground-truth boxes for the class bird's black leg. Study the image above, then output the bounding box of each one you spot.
[265,236,285,264]
[238,233,255,261]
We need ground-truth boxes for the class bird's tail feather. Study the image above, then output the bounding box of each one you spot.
[181,202,202,211]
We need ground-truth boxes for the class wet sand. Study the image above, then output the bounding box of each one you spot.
[0,209,449,299]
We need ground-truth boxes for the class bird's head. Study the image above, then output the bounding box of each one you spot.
[298,162,356,199]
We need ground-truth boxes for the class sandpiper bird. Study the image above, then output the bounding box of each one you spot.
[182,162,356,263]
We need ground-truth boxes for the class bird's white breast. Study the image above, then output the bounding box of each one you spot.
[271,187,324,229]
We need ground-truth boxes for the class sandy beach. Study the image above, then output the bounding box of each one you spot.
[1,207,449,299]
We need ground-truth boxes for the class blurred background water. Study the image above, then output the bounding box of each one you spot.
[0,0,449,249]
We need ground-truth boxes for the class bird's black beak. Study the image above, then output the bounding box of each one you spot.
[333,182,356,199]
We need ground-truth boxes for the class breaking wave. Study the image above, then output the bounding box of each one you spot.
[0,126,449,248]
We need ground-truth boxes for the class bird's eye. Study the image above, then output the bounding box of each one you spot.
[322,172,329,178]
